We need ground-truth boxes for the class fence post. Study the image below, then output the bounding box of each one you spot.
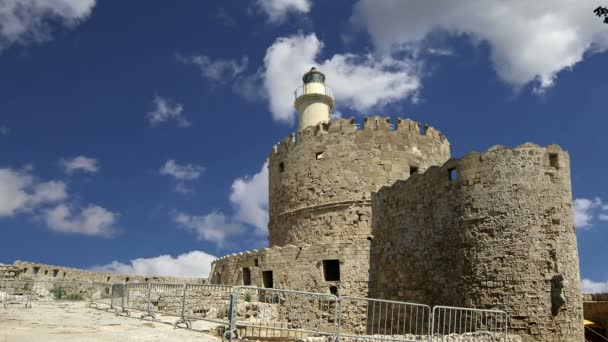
[174,283,190,329]
[335,296,341,342]
[228,292,236,342]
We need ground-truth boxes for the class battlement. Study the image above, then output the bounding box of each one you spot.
[269,116,448,157]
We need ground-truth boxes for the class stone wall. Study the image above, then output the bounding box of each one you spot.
[268,117,450,247]
[12,261,207,284]
[371,143,583,341]
[210,241,371,297]
[0,263,24,279]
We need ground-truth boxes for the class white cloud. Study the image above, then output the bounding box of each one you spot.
[255,0,311,22]
[230,161,268,234]
[581,278,608,294]
[147,95,190,128]
[176,53,248,83]
[263,33,420,123]
[0,125,9,135]
[60,155,99,174]
[0,0,96,51]
[353,0,608,91]
[91,250,216,278]
[172,211,245,246]
[159,159,204,181]
[159,159,204,194]
[0,167,67,217]
[43,204,117,237]
[573,197,605,229]
[173,161,269,245]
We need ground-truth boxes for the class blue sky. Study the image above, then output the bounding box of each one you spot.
[0,0,607,291]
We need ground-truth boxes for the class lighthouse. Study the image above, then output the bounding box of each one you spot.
[294,67,334,131]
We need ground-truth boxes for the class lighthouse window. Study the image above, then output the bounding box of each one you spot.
[279,162,285,173]
[316,152,324,160]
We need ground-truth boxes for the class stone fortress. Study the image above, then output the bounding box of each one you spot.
[209,68,584,341]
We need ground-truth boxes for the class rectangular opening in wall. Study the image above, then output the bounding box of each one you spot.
[409,166,419,175]
[125,277,130,282]
[106,276,111,282]
[44,270,48,275]
[254,258,259,266]
[62,272,66,278]
[330,286,338,296]
[33,267,40,276]
[322,259,341,281]
[279,162,285,173]
[448,168,457,181]
[242,267,251,286]
[262,270,273,288]
[549,153,559,168]
[316,151,324,160]
[52,269,58,278]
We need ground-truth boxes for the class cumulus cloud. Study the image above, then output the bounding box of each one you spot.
[0,0,96,51]
[0,167,67,217]
[574,197,607,229]
[60,155,99,174]
[159,159,205,194]
[173,161,269,245]
[147,95,190,128]
[353,0,608,91]
[263,33,420,123]
[91,250,216,278]
[176,53,248,83]
[172,211,245,246]
[229,162,268,234]
[0,166,119,237]
[43,204,118,237]
[255,0,311,22]
[581,278,608,294]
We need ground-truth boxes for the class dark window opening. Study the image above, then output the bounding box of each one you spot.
[448,168,457,181]
[254,258,259,266]
[52,269,58,278]
[316,151,324,160]
[62,272,67,278]
[105,288,110,295]
[242,267,251,286]
[145,278,149,282]
[33,267,40,275]
[125,277,130,283]
[410,166,419,175]
[44,270,48,275]
[549,153,559,168]
[329,286,338,296]
[23,268,28,273]
[323,259,341,281]
[279,162,285,173]
[375,120,379,129]
[217,272,222,284]
[106,276,111,282]
[262,271,274,288]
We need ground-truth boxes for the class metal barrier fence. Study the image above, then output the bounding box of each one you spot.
[232,286,338,340]
[430,306,508,342]
[337,296,431,341]
[0,279,32,308]
[2,279,511,341]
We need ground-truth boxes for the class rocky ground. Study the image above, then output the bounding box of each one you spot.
[0,301,221,342]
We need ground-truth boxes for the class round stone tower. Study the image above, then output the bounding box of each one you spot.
[267,69,452,247]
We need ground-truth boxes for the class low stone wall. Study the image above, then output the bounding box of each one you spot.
[0,263,24,279]
[210,241,371,298]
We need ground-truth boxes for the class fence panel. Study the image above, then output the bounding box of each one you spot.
[233,286,338,340]
[90,282,113,307]
[30,281,91,303]
[123,283,152,318]
[111,283,129,315]
[148,283,186,318]
[181,284,234,327]
[337,296,431,341]
[430,306,508,342]
[0,279,32,308]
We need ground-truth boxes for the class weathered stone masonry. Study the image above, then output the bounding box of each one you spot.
[210,115,583,341]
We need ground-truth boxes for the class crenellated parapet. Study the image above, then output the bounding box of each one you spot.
[267,116,451,247]
[371,143,583,341]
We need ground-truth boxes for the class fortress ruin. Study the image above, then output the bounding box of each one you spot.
[209,68,584,341]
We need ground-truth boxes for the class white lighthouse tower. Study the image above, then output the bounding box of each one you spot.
[294,67,334,131]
